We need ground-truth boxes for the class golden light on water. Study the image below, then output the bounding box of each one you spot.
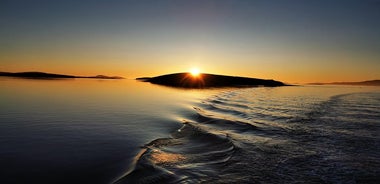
[151,149,186,165]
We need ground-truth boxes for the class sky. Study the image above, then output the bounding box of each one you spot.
[1,0,379,83]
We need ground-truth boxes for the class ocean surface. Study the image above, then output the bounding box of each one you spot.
[0,78,379,184]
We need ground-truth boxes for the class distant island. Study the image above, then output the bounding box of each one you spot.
[308,80,380,86]
[0,72,124,79]
[137,72,286,88]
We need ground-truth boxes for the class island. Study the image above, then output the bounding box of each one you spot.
[137,72,286,88]
[308,80,380,86]
[0,72,124,79]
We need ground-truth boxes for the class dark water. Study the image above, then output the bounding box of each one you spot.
[1,78,379,183]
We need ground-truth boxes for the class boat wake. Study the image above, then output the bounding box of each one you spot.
[116,88,380,183]
[115,121,236,183]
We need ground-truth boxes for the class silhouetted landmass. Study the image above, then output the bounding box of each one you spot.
[87,75,124,79]
[0,71,76,78]
[0,72,124,79]
[309,80,380,86]
[137,72,285,88]
[135,77,151,81]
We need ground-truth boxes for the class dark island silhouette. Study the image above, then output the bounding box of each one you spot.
[0,72,124,79]
[137,72,286,88]
[309,80,380,86]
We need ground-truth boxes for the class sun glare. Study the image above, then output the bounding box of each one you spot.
[190,68,200,77]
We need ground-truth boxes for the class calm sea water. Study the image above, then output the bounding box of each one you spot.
[0,78,379,183]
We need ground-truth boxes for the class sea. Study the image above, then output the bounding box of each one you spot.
[0,77,379,184]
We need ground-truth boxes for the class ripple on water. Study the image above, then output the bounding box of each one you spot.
[116,88,380,184]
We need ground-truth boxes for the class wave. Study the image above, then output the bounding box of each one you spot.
[115,122,236,184]
[115,89,380,184]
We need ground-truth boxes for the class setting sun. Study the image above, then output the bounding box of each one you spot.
[190,68,200,77]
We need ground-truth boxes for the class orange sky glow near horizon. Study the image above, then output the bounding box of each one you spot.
[2,52,378,84]
[1,1,379,84]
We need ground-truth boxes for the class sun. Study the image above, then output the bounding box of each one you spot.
[190,68,200,77]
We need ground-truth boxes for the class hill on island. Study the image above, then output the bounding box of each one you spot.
[137,72,285,88]
[0,72,124,79]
